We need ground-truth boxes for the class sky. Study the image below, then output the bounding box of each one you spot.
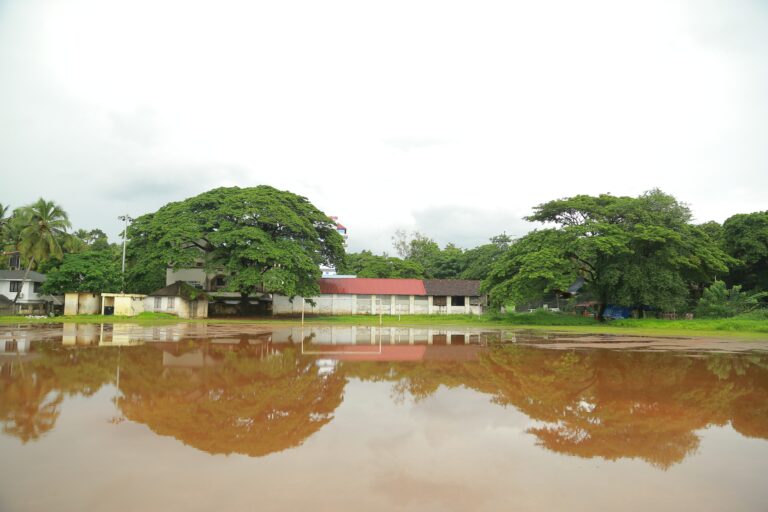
[1,0,766,254]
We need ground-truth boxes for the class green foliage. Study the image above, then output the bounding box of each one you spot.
[391,230,470,279]
[337,250,425,278]
[134,312,178,320]
[722,211,768,291]
[40,250,122,294]
[460,233,512,280]
[16,199,71,268]
[485,229,575,307]
[126,186,345,298]
[485,190,733,317]
[695,281,767,318]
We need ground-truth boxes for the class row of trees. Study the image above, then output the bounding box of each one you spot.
[483,190,767,319]
[4,188,766,319]
[1,199,124,300]
[338,231,512,280]
[341,190,767,319]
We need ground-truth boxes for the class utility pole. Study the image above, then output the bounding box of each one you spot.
[118,215,133,292]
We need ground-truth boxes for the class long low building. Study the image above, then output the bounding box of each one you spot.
[272,278,486,315]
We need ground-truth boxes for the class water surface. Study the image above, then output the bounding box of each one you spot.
[1,323,767,511]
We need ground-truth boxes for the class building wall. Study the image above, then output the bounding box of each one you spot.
[166,268,207,288]
[272,294,483,315]
[0,279,46,304]
[64,292,101,315]
[114,296,145,316]
[143,296,209,319]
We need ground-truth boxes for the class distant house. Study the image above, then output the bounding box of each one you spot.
[145,281,209,319]
[0,270,61,315]
[272,278,486,316]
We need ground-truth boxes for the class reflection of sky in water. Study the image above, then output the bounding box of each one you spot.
[1,324,768,511]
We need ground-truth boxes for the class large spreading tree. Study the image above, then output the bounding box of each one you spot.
[485,190,732,319]
[126,186,346,297]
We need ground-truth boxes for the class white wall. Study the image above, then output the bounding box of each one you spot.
[272,294,483,315]
[0,279,46,303]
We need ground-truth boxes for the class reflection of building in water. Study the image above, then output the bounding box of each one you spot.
[270,326,485,345]
[162,350,222,369]
[0,339,30,354]
[60,322,208,347]
[62,323,100,346]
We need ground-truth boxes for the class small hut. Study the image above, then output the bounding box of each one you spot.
[146,281,209,319]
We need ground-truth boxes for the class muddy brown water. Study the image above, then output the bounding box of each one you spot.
[1,323,767,511]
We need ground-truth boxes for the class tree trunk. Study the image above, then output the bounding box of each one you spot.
[13,257,34,304]
[596,302,607,322]
[239,292,249,316]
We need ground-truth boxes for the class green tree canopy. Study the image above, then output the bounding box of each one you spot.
[485,190,732,319]
[460,233,513,280]
[722,211,768,291]
[695,281,767,318]
[337,250,425,278]
[391,230,468,279]
[126,186,345,297]
[12,199,71,302]
[41,249,122,294]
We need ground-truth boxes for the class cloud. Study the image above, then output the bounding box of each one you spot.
[384,137,449,151]
[109,107,159,147]
[1,0,767,254]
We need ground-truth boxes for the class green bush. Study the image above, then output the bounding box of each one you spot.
[695,281,767,318]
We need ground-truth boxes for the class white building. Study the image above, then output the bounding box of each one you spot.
[0,270,61,315]
[272,278,486,316]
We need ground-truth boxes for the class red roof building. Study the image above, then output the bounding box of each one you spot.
[318,278,426,296]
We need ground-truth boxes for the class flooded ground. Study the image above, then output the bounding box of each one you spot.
[1,323,768,511]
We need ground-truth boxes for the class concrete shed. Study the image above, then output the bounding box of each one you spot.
[146,281,209,319]
[64,292,102,316]
[101,293,146,316]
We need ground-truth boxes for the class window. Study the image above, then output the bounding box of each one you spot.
[452,296,466,306]
[167,297,175,309]
[9,281,22,293]
[4,341,18,353]
[154,297,162,309]
[34,282,42,293]
[9,254,20,269]
[433,296,447,307]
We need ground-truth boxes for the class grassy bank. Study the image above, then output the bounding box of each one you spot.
[0,310,766,338]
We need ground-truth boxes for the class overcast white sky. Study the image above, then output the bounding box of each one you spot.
[1,0,766,253]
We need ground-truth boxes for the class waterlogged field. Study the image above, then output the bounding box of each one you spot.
[1,323,768,512]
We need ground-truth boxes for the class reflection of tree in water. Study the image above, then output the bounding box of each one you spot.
[3,338,768,468]
[117,344,346,457]
[345,347,768,469]
[0,342,119,443]
[0,364,62,443]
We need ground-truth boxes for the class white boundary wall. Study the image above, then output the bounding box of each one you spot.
[272,294,483,315]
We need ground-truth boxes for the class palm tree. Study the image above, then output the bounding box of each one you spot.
[0,202,8,230]
[13,198,71,303]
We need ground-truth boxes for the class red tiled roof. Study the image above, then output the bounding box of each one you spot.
[318,278,426,296]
